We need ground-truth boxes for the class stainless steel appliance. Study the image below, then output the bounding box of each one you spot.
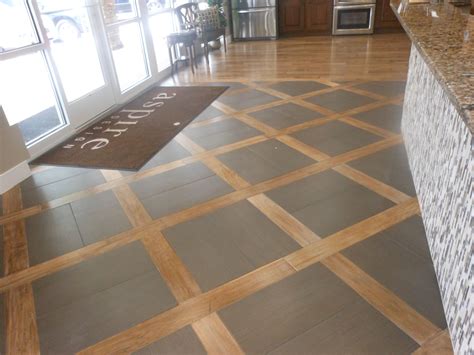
[231,0,278,40]
[332,0,376,35]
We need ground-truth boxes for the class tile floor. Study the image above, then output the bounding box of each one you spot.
[0,79,447,354]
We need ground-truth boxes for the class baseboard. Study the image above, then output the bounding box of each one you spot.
[0,160,31,195]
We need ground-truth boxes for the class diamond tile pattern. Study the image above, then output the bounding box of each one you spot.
[11,79,448,355]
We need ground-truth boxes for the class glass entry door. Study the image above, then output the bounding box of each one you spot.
[39,0,116,127]
[0,0,170,158]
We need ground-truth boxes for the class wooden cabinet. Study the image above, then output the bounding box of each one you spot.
[305,0,332,32]
[374,0,402,30]
[279,0,402,35]
[279,0,332,35]
[279,0,305,33]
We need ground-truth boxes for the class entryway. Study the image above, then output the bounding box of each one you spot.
[0,0,177,158]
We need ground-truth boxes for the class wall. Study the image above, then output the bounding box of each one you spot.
[0,106,31,194]
[402,45,473,354]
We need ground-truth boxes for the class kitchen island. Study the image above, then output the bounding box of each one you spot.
[390,0,473,353]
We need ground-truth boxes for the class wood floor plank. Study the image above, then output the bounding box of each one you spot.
[322,254,441,345]
[102,163,240,353]
[77,195,423,354]
[333,165,412,204]
[141,231,201,302]
[248,192,437,345]
[285,198,420,270]
[191,314,244,355]
[78,259,295,354]
[412,330,454,354]
[247,193,317,247]
[339,116,397,138]
[2,186,40,355]
[0,136,266,226]
[0,137,403,294]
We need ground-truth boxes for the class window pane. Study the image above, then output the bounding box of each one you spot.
[102,0,138,24]
[40,4,106,101]
[149,12,174,71]
[109,22,149,91]
[0,52,65,145]
[147,0,172,15]
[0,0,40,52]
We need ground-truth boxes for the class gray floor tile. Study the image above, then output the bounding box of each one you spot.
[305,90,375,112]
[219,263,417,354]
[347,144,417,196]
[33,241,159,315]
[71,191,132,245]
[141,175,233,219]
[217,89,280,111]
[342,216,447,329]
[34,242,176,354]
[352,104,403,134]
[355,81,406,97]
[21,166,90,191]
[249,103,323,129]
[266,170,394,237]
[134,326,206,355]
[121,140,191,176]
[36,271,176,354]
[217,139,315,184]
[291,120,383,156]
[183,118,260,150]
[130,162,215,200]
[194,106,226,122]
[26,205,84,265]
[269,81,330,96]
[22,170,106,207]
[164,200,300,291]
[269,299,418,355]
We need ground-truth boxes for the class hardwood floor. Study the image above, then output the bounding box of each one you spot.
[0,34,453,354]
[169,33,411,82]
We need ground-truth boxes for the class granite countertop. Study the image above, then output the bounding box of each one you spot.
[390,0,474,133]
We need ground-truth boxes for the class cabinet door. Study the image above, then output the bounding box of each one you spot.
[375,0,401,29]
[305,0,332,33]
[279,0,305,33]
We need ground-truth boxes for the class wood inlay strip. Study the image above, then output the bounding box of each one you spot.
[101,168,241,353]
[333,165,412,204]
[0,136,266,226]
[339,116,397,138]
[285,198,420,270]
[322,254,441,344]
[78,259,295,354]
[77,195,423,354]
[0,137,403,293]
[2,186,40,355]
[141,231,201,302]
[412,330,454,354]
[248,193,437,345]
[178,132,438,346]
[191,314,244,355]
